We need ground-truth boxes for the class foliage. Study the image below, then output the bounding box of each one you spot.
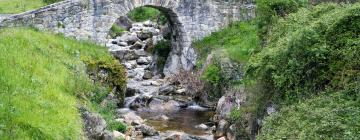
[42,0,61,4]
[256,0,308,43]
[0,28,126,139]
[109,25,126,38]
[244,2,360,139]
[247,3,360,103]
[201,63,223,100]
[194,21,260,66]
[258,92,360,139]
[153,40,171,73]
[0,0,61,14]
[127,7,167,25]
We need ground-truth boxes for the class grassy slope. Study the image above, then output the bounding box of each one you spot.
[194,22,260,65]
[0,28,125,139]
[0,0,45,14]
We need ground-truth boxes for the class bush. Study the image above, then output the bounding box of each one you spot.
[153,40,171,73]
[258,92,360,139]
[42,0,62,4]
[256,0,308,43]
[109,25,126,38]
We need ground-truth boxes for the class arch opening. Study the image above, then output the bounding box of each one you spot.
[106,5,185,78]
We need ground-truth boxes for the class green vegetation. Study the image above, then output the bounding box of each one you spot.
[245,2,360,139]
[127,7,167,25]
[0,0,61,14]
[258,92,360,139]
[194,22,260,66]
[152,40,171,74]
[109,25,126,38]
[0,28,126,139]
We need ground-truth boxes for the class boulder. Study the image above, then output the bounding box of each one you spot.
[130,41,143,50]
[134,49,147,56]
[137,57,150,65]
[159,85,175,95]
[138,31,153,40]
[118,111,144,125]
[135,124,159,136]
[143,70,153,79]
[217,137,226,140]
[215,119,229,137]
[195,124,209,130]
[110,49,139,60]
[114,16,133,30]
[113,130,125,139]
[117,33,140,45]
[82,111,107,140]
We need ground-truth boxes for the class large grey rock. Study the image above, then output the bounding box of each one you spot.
[118,111,144,125]
[137,57,151,65]
[114,16,133,30]
[82,111,107,140]
[117,33,140,45]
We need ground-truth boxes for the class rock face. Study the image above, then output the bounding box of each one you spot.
[0,0,256,75]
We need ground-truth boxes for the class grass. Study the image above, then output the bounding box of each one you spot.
[0,0,61,14]
[193,21,260,66]
[0,28,126,139]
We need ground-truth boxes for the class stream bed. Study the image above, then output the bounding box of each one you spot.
[137,106,215,136]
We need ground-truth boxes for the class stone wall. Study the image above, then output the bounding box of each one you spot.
[0,0,255,75]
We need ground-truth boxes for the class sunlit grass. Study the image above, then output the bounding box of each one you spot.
[0,28,123,139]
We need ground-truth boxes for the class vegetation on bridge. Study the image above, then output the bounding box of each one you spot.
[0,0,61,14]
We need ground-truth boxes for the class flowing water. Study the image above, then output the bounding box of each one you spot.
[137,105,215,136]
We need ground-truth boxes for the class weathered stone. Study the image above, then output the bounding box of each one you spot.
[134,49,147,56]
[135,124,159,136]
[130,41,143,50]
[159,85,175,95]
[215,119,229,137]
[118,111,144,125]
[82,111,107,140]
[137,57,150,65]
[113,130,125,139]
[195,124,209,130]
[143,70,153,79]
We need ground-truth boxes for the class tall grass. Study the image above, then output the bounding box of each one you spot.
[0,28,125,139]
[194,21,260,66]
[0,0,61,14]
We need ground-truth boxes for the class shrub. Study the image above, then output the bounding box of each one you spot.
[42,0,62,4]
[257,92,360,139]
[109,25,126,38]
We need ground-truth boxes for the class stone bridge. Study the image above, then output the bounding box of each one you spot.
[0,0,255,74]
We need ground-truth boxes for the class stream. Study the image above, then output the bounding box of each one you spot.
[107,20,216,139]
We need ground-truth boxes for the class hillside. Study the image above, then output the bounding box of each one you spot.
[0,28,126,139]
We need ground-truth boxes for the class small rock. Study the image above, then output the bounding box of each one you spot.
[143,20,155,27]
[217,136,226,140]
[215,119,229,137]
[143,70,153,79]
[135,124,159,136]
[119,112,144,125]
[131,130,143,139]
[130,41,143,50]
[195,124,209,130]
[134,49,147,56]
[118,41,128,46]
[175,88,186,95]
[159,85,175,95]
[113,130,125,139]
[137,57,150,65]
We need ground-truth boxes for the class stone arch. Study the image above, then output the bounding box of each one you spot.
[100,0,193,75]
[0,0,256,75]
